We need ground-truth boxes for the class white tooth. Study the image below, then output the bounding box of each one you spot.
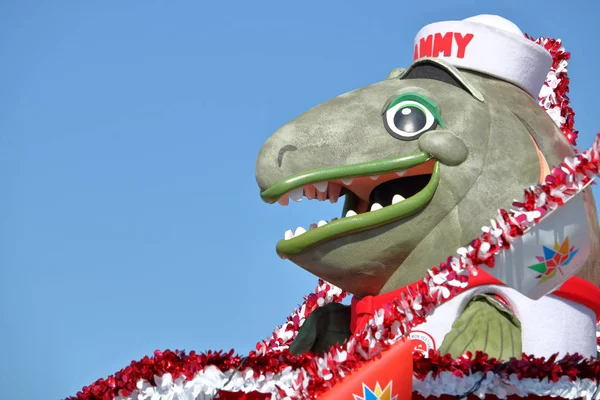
[317,189,327,201]
[309,223,318,230]
[328,183,341,203]
[289,187,303,202]
[277,194,289,206]
[370,175,379,180]
[370,203,383,211]
[313,181,328,192]
[392,194,405,204]
[317,220,328,227]
[331,217,339,222]
[304,184,316,200]
[284,230,294,240]
[341,178,353,185]
[345,210,357,217]
[294,226,307,236]
[396,170,406,177]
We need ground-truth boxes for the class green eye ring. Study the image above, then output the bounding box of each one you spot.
[382,93,444,140]
[383,92,444,129]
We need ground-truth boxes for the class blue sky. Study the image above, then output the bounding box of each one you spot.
[1,1,599,399]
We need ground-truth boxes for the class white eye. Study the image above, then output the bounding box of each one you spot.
[384,100,437,140]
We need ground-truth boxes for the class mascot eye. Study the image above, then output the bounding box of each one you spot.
[383,93,443,140]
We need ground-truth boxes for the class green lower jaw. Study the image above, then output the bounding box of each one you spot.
[276,162,440,256]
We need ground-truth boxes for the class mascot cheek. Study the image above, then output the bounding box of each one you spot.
[418,130,468,166]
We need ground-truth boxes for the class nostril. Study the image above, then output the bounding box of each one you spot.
[418,131,468,166]
[277,145,297,167]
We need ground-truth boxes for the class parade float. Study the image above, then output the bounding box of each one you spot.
[68,15,600,400]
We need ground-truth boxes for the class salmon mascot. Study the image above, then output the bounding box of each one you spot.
[69,14,600,400]
[256,14,600,362]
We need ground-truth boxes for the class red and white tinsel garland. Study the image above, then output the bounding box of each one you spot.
[68,38,600,400]
[529,36,579,146]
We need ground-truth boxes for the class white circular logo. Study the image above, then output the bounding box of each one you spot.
[409,330,436,356]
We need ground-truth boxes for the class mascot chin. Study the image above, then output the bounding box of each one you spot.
[70,14,600,400]
[256,14,600,362]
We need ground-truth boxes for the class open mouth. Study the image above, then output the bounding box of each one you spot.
[260,152,440,257]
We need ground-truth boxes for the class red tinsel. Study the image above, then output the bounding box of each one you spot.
[526,36,579,146]
[69,348,600,400]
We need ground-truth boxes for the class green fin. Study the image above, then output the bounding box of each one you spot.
[439,294,522,360]
[289,303,351,355]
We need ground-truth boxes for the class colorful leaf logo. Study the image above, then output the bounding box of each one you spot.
[353,381,398,400]
[528,237,579,285]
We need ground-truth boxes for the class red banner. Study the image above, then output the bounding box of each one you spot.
[319,339,413,400]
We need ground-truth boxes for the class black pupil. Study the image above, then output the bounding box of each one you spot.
[394,106,426,133]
